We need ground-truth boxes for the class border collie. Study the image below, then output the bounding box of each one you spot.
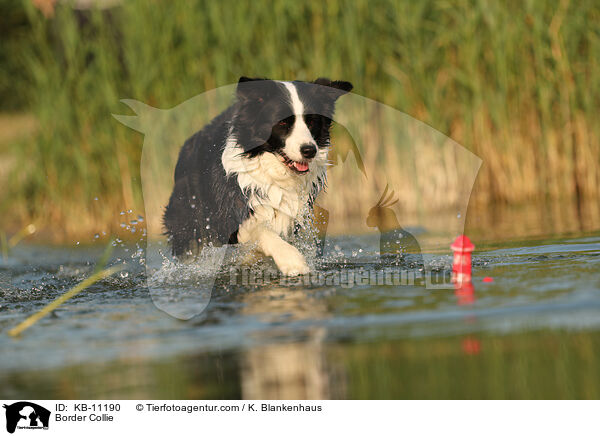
[164,77,352,275]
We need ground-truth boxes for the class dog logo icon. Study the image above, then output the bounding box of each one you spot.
[3,402,50,434]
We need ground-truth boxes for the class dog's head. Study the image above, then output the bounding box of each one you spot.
[232,77,352,175]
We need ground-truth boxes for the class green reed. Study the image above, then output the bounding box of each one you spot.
[1,0,599,239]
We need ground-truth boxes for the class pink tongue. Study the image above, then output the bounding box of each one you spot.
[293,162,309,172]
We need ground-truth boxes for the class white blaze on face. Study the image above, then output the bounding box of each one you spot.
[280,82,316,162]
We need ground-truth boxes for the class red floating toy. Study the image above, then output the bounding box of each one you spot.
[451,235,474,284]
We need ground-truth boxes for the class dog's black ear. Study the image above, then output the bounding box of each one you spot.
[238,76,262,84]
[313,78,353,100]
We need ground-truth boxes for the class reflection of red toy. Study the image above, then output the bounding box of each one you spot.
[462,336,481,355]
[451,235,474,284]
[455,281,475,305]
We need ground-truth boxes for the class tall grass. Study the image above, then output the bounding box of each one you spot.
[2,0,599,240]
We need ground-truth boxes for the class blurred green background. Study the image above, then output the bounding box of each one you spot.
[0,0,599,241]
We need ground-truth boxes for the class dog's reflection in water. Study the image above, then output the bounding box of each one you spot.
[239,287,345,400]
[366,185,424,268]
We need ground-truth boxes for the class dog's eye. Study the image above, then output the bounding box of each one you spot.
[278,120,288,126]
[307,117,318,128]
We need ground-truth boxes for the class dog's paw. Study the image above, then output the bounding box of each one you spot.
[273,245,310,276]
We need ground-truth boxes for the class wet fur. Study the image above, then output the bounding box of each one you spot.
[164,77,352,275]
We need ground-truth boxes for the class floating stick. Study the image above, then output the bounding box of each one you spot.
[7,239,121,337]
[7,265,123,337]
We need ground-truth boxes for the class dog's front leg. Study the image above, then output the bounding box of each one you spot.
[238,221,309,276]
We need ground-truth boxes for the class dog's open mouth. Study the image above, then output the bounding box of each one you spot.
[277,151,310,174]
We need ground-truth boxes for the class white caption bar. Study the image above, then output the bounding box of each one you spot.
[0,400,597,435]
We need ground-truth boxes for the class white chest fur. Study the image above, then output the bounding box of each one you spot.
[221,137,326,237]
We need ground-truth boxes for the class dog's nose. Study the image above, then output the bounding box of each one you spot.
[300,144,317,159]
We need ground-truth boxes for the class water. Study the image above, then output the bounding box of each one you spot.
[1,232,599,399]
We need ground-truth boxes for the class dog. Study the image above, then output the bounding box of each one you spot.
[163,77,352,275]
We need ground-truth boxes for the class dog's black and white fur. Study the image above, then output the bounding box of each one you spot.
[164,77,352,275]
